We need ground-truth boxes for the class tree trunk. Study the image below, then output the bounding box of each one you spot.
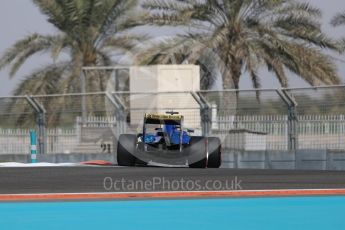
[221,57,242,115]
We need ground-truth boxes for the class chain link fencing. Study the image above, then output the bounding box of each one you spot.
[1,86,345,157]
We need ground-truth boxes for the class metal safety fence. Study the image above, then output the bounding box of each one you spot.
[1,85,345,155]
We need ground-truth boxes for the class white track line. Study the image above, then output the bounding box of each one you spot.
[3,188,345,196]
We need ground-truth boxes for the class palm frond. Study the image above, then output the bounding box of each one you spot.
[276,2,322,19]
[13,62,70,95]
[142,0,191,12]
[101,34,148,51]
[280,43,340,85]
[331,12,345,27]
[96,0,138,44]
[0,34,66,76]
[32,0,66,31]
[141,0,341,89]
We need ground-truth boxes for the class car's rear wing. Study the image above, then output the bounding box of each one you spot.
[144,113,183,125]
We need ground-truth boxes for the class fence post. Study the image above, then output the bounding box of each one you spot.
[37,111,46,154]
[105,92,126,153]
[191,92,211,136]
[285,93,298,151]
[26,96,47,154]
[109,93,126,136]
[30,130,37,163]
[201,106,211,136]
[81,70,87,126]
[289,105,298,151]
[277,90,298,151]
[211,103,218,130]
[32,98,46,155]
[76,116,81,143]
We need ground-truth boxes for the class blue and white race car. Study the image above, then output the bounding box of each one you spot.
[117,112,221,168]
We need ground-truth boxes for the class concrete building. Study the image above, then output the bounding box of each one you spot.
[129,65,201,130]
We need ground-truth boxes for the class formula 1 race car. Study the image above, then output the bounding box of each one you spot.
[117,112,221,168]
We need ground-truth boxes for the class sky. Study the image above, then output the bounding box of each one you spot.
[0,0,345,96]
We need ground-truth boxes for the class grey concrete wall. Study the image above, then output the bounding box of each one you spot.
[327,150,345,171]
[0,153,116,164]
[220,149,345,171]
[0,154,31,163]
[266,151,295,170]
[220,152,236,168]
[238,151,266,169]
[221,150,295,170]
[3,149,345,171]
[295,150,327,170]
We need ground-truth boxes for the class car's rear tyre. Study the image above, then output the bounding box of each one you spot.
[188,136,207,168]
[189,158,207,168]
[135,158,148,166]
[207,137,221,168]
[117,134,137,166]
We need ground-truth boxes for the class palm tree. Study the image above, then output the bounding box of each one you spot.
[0,0,142,95]
[140,0,341,90]
[0,0,144,126]
[331,11,345,51]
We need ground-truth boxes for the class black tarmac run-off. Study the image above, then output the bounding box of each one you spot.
[1,167,345,194]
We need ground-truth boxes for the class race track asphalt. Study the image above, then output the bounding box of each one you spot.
[1,167,345,194]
